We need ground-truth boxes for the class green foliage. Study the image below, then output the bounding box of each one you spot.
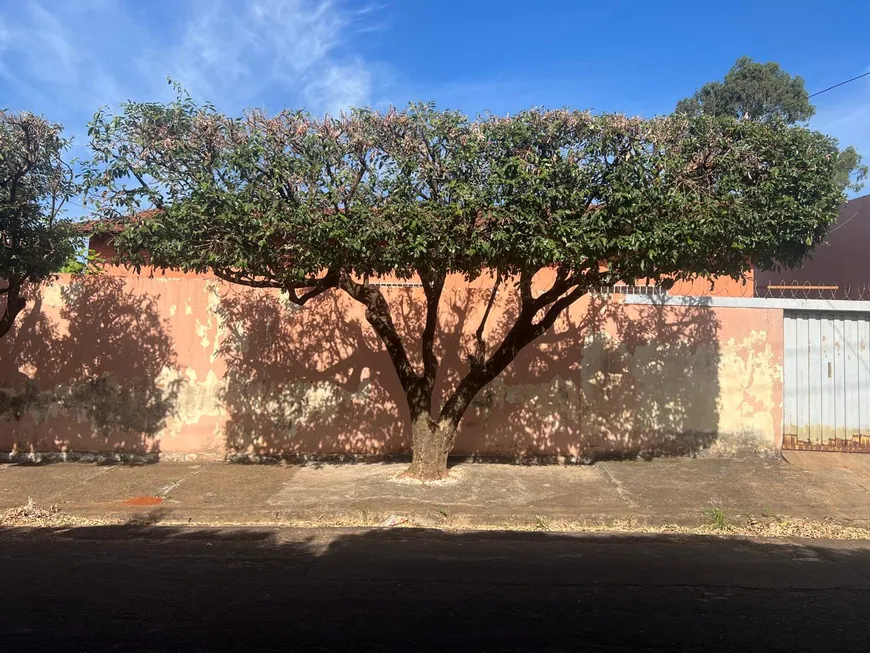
[676,57,866,192]
[60,248,106,275]
[82,90,844,287]
[534,515,551,531]
[676,56,814,123]
[834,145,867,194]
[703,507,731,531]
[1,110,80,336]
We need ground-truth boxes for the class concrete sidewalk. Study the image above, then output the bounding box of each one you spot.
[2,455,870,533]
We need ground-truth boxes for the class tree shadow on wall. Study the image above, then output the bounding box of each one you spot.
[216,283,528,458]
[217,283,723,462]
[457,295,722,460]
[216,288,416,457]
[0,276,180,455]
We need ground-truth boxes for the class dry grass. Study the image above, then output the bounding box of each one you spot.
[0,498,121,528]
[147,514,870,540]
[3,500,870,540]
[480,515,870,540]
[740,516,870,540]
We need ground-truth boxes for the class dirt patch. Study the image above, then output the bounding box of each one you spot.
[387,467,465,486]
[123,496,164,506]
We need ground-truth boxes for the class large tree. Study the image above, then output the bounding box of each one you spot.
[84,95,844,480]
[0,111,77,339]
[677,56,866,192]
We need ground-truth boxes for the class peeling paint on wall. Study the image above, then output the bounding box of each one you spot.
[0,373,177,453]
[715,330,782,453]
[0,276,786,458]
[459,317,780,458]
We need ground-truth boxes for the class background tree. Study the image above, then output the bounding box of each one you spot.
[676,56,814,123]
[0,111,78,339]
[676,56,866,192]
[84,94,844,480]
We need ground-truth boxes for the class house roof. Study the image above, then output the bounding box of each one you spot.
[73,209,162,235]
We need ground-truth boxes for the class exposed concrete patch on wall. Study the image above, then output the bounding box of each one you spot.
[207,283,249,360]
[470,375,580,434]
[4,378,127,428]
[222,376,373,444]
[156,367,219,442]
[40,282,64,308]
[278,292,305,315]
[463,326,777,458]
[0,372,177,453]
[716,330,780,454]
[195,320,211,349]
[137,356,382,456]
[191,282,232,358]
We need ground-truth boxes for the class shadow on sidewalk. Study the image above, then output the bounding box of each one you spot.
[1,525,868,651]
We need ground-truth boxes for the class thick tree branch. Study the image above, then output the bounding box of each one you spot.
[251,161,301,208]
[439,275,591,427]
[338,273,420,406]
[530,266,572,313]
[422,138,442,202]
[285,285,330,306]
[213,269,283,288]
[129,167,164,210]
[213,268,340,302]
[532,284,589,334]
[0,278,26,340]
[519,270,533,312]
[284,268,340,306]
[418,267,446,408]
[347,154,369,201]
[471,271,501,368]
[323,162,343,214]
[6,122,38,251]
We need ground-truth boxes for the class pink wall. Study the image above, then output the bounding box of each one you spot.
[0,273,784,459]
[88,233,756,297]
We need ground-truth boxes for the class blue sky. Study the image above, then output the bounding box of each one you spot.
[1,0,869,181]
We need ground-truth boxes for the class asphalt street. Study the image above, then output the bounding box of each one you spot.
[1,526,869,651]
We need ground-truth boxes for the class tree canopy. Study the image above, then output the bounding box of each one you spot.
[84,93,845,479]
[676,56,814,123]
[676,56,866,193]
[0,111,78,339]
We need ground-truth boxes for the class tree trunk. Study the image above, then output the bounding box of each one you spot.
[402,415,455,481]
[0,281,26,340]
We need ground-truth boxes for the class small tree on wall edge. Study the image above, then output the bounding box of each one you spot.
[1,111,78,340]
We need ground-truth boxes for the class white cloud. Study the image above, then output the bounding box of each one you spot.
[0,0,384,219]
[139,0,379,115]
[0,0,383,120]
[304,60,373,116]
[18,3,78,83]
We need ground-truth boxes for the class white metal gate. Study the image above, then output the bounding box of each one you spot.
[783,311,870,452]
